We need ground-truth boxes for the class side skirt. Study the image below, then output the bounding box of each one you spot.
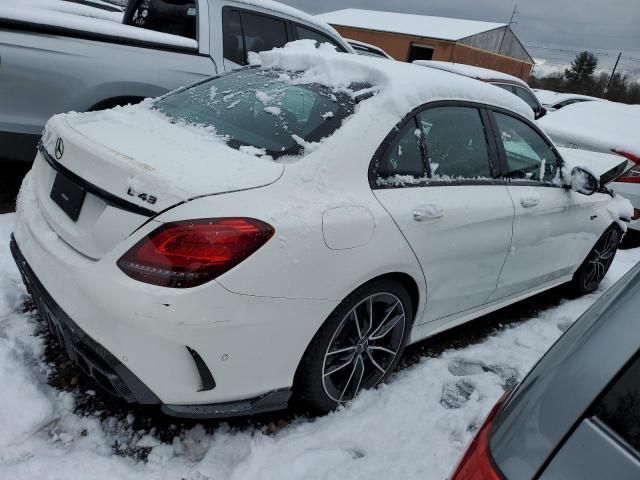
[409,275,573,343]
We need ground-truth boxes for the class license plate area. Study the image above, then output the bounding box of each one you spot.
[50,172,86,222]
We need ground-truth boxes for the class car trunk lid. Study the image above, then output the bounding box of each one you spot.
[32,111,284,260]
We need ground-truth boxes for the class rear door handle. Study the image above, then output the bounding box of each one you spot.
[520,197,540,208]
[413,204,444,221]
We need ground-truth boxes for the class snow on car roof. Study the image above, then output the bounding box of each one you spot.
[317,8,506,41]
[539,101,640,156]
[252,41,533,120]
[0,4,197,49]
[414,61,529,87]
[533,89,600,107]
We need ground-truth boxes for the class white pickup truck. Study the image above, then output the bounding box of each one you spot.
[0,0,352,162]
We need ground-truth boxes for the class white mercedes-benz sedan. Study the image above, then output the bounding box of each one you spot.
[11,41,633,418]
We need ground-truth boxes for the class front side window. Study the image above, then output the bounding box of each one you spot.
[295,25,345,52]
[418,107,492,180]
[222,9,288,66]
[494,112,560,183]
[375,121,425,185]
[155,69,361,159]
[593,352,640,453]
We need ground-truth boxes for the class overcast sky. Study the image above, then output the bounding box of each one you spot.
[281,0,640,76]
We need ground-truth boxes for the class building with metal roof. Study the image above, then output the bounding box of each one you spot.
[317,9,535,80]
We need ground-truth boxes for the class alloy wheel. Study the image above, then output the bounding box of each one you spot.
[321,293,406,403]
[583,228,620,291]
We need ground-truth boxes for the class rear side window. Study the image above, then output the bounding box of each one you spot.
[222,9,288,66]
[418,107,492,180]
[376,121,426,184]
[494,112,560,183]
[295,25,345,52]
[124,0,197,40]
[593,353,640,453]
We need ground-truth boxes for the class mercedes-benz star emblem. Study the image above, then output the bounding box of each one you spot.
[54,138,64,160]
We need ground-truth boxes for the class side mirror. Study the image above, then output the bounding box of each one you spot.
[569,167,599,195]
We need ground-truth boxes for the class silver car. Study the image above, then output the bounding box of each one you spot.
[450,260,640,479]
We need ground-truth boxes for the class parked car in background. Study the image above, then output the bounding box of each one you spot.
[346,38,393,59]
[533,88,600,111]
[539,101,640,231]
[11,44,633,418]
[450,261,640,480]
[414,60,547,119]
[0,0,351,163]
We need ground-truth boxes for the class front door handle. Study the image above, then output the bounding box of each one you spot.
[520,197,540,208]
[413,204,444,221]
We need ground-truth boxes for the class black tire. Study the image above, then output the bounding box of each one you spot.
[569,226,621,296]
[294,279,413,413]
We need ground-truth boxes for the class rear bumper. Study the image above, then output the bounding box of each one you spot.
[11,235,160,404]
[11,235,294,418]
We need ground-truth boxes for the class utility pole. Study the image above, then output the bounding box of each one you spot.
[604,52,622,98]
[499,4,519,55]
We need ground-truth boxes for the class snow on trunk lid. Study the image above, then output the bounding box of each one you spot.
[33,111,284,259]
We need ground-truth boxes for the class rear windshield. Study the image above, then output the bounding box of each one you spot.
[154,69,363,159]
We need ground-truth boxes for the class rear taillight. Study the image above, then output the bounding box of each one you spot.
[616,171,640,184]
[612,149,640,183]
[449,392,510,480]
[117,218,274,288]
[612,149,640,164]
[633,209,640,221]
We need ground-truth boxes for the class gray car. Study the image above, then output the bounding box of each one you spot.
[450,260,640,479]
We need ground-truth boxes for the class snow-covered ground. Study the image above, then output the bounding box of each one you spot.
[1,211,639,479]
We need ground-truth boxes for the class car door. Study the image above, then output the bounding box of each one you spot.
[372,103,515,323]
[486,110,593,302]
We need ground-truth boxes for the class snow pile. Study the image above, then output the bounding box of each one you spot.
[1,211,640,479]
[0,4,196,49]
[540,101,640,157]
